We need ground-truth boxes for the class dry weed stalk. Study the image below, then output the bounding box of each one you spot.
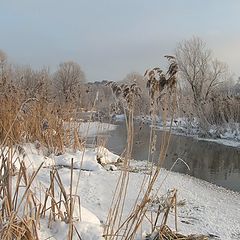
[146,225,208,240]
[104,81,141,238]
[0,95,86,239]
[0,142,43,239]
[104,56,180,240]
[0,71,84,155]
[40,162,81,237]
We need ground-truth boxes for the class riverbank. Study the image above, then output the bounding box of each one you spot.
[114,115,240,148]
[107,119,240,192]
[7,143,240,239]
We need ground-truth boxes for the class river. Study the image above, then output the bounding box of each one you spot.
[101,121,240,192]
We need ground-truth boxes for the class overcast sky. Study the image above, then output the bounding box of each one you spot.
[1,0,240,81]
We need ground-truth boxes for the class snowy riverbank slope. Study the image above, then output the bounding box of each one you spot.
[9,143,240,240]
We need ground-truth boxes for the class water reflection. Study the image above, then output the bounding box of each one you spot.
[106,122,240,192]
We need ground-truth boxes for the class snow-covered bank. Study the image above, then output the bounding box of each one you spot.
[197,137,240,148]
[78,122,117,137]
[132,115,240,148]
[12,143,120,170]
[78,163,240,240]
[7,144,240,239]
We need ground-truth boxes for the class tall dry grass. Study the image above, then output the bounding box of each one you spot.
[0,67,91,239]
[0,56,208,240]
[103,56,192,240]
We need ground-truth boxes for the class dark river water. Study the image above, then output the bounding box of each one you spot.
[101,121,240,192]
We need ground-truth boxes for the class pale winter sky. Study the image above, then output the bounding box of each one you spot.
[0,0,240,81]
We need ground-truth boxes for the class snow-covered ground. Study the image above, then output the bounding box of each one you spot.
[8,143,240,240]
[63,121,117,138]
[78,122,117,137]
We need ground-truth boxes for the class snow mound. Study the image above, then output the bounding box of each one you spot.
[53,147,119,170]
[12,144,120,172]
[97,146,120,164]
[39,219,103,240]
[54,149,102,171]
[81,206,101,224]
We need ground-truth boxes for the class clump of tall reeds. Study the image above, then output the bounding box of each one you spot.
[0,70,88,155]
[0,141,84,239]
[104,80,142,238]
[0,63,90,239]
[104,56,185,240]
[0,142,43,239]
[40,160,82,239]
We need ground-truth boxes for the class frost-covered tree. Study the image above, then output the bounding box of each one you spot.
[175,37,229,132]
[122,72,149,115]
[176,37,228,104]
[0,50,7,81]
[53,61,85,104]
[13,66,51,99]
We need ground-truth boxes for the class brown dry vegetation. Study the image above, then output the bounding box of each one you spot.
[0,51,210,239]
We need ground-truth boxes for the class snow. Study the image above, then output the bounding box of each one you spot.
[52,146,119,170]
[9,143,119,171]
[2,140,240,239]
[77,161,240,240]
[78,122,117,137]
[53,150,102,171]
[198,137,240,148]
[39,218,103,240]
[96,146,120,164]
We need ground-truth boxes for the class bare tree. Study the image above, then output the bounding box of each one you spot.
[176,37,228,104]
[122,72,150,114]
[0,50,7,81]
[0,50,7,64]
[122,72,143,85]
[176,37,228,132]
[13,66,51,99]
[53,61,85,104]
